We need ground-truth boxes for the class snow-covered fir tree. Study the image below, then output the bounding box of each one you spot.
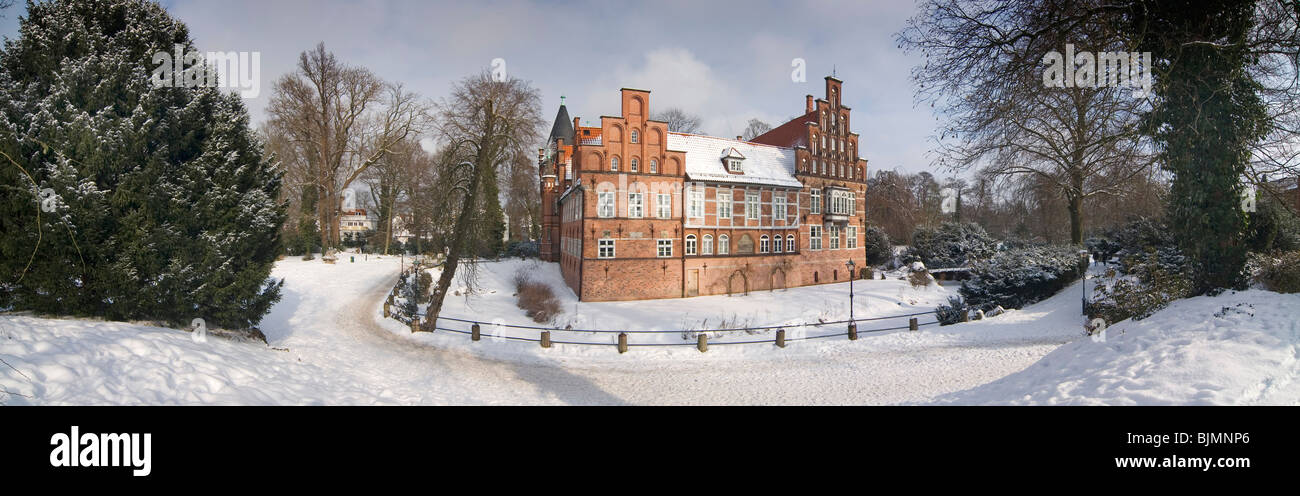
[0,0,285,329]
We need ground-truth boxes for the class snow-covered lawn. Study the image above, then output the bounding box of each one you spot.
[936,290,1300,405]
[3,255,1296,405]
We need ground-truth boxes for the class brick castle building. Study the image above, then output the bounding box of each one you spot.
[538,76,868,301]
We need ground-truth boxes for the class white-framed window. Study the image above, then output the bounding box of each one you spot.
[717,190,732,219]
[810,189,821,214]
[718,234,730,255]
[597,192,615,218]
[759,235,769,253]
[688,190,704,218]
[829,225,840,249]
[628,192,644,218]
[657,239,672,258]
[728,158,742,173]
[774,194,788,220]
[610,156,620,171]
[786,234,795,252]
[656,193,672,219]
[702,234,714,255]
[631,129,639,144]
[685,235,697,255]
[810,225,822,250]
[598,239,615,259]
[746,192,760,220]
[850,192,857,215]
[846,226,858,249]
[772,234,782,253]
[630,158,639,172]
[650,159,658,173]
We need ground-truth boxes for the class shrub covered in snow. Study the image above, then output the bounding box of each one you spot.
[934,296,969,326]
[862,226,893,266]
[960,245,1083,311]
[1089,247,1193,324]
[905,222,996,269]
[1253,251,1300,293]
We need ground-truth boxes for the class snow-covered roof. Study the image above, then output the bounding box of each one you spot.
[667,133,801,188]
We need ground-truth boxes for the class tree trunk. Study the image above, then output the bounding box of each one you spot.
[427,101,495,324]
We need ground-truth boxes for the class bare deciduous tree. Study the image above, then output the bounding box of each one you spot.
[652,107,703,134]
[425,71,542,325]
[741,118,773,141]
[267,43,428,251]
[897,0,1153,245]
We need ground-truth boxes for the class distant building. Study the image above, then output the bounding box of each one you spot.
[340,209,375,242]
[537,77,869,301]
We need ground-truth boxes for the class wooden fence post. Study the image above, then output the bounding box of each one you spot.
[618,333,628,354]
[960,311,969,323]
[697,334,708,352]
[540,331,552,348]
[410,319,420,333]
[383,303,390,318]
[848,321,858,340]
[471,323,481,341]
[776,329,786,348]
[909,317,918,331]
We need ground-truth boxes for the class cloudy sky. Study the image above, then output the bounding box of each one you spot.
[1,0,941,174]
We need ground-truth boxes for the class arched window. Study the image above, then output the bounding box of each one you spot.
[685,234,697,255]
[631,129,639,144]
[718,234,730,255]
[759,235,769,253]
[611,156,620,171]
[786,234,795,252]
[630,158,639,172]
[702,235,713,255]
[649,159,658,173]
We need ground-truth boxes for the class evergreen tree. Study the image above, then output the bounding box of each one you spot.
[0,0,285,328]
[1135,0,1270,295]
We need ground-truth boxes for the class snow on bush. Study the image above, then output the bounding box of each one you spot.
[905,222,996,269]
[960,245,1083,311]
[1252,251,1300,293]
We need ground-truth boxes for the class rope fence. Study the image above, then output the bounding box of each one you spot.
[382,269,943,354]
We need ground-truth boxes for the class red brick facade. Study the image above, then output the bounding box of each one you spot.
[538,77,869,301]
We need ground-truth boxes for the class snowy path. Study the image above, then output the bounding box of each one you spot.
[256,258,1079,405]
[1,257,1082,405]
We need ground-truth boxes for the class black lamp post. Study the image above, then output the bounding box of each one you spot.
[846,259,858,339]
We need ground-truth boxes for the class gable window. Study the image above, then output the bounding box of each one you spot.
[685,235,697,255]
[702,234,714,255]
[611,156,620,171]
[598,239,615,259]
[628,192,644,218]
[656,193,672,219]
[746,192,760,220]
[718,234,730,255]
[717,190,733,219]
[727,159,742,173]
[597,192,615,218]
[657,239,672,257]
[631,129,639,144]
[630,158,639,172]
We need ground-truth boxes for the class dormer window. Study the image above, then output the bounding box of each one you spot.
[720,147,746,174]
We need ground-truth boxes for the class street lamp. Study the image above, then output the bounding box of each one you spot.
[846,259,857,340]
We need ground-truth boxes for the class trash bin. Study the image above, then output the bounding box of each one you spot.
[350,256,355,263]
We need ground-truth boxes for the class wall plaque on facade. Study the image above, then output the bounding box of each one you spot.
[737,234,755,254]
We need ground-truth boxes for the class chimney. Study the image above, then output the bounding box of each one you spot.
[806,95,814,113]
[736,135,743,141]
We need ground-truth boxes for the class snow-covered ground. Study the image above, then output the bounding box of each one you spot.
[936,290,1300,405]
[2,255,1296,405]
